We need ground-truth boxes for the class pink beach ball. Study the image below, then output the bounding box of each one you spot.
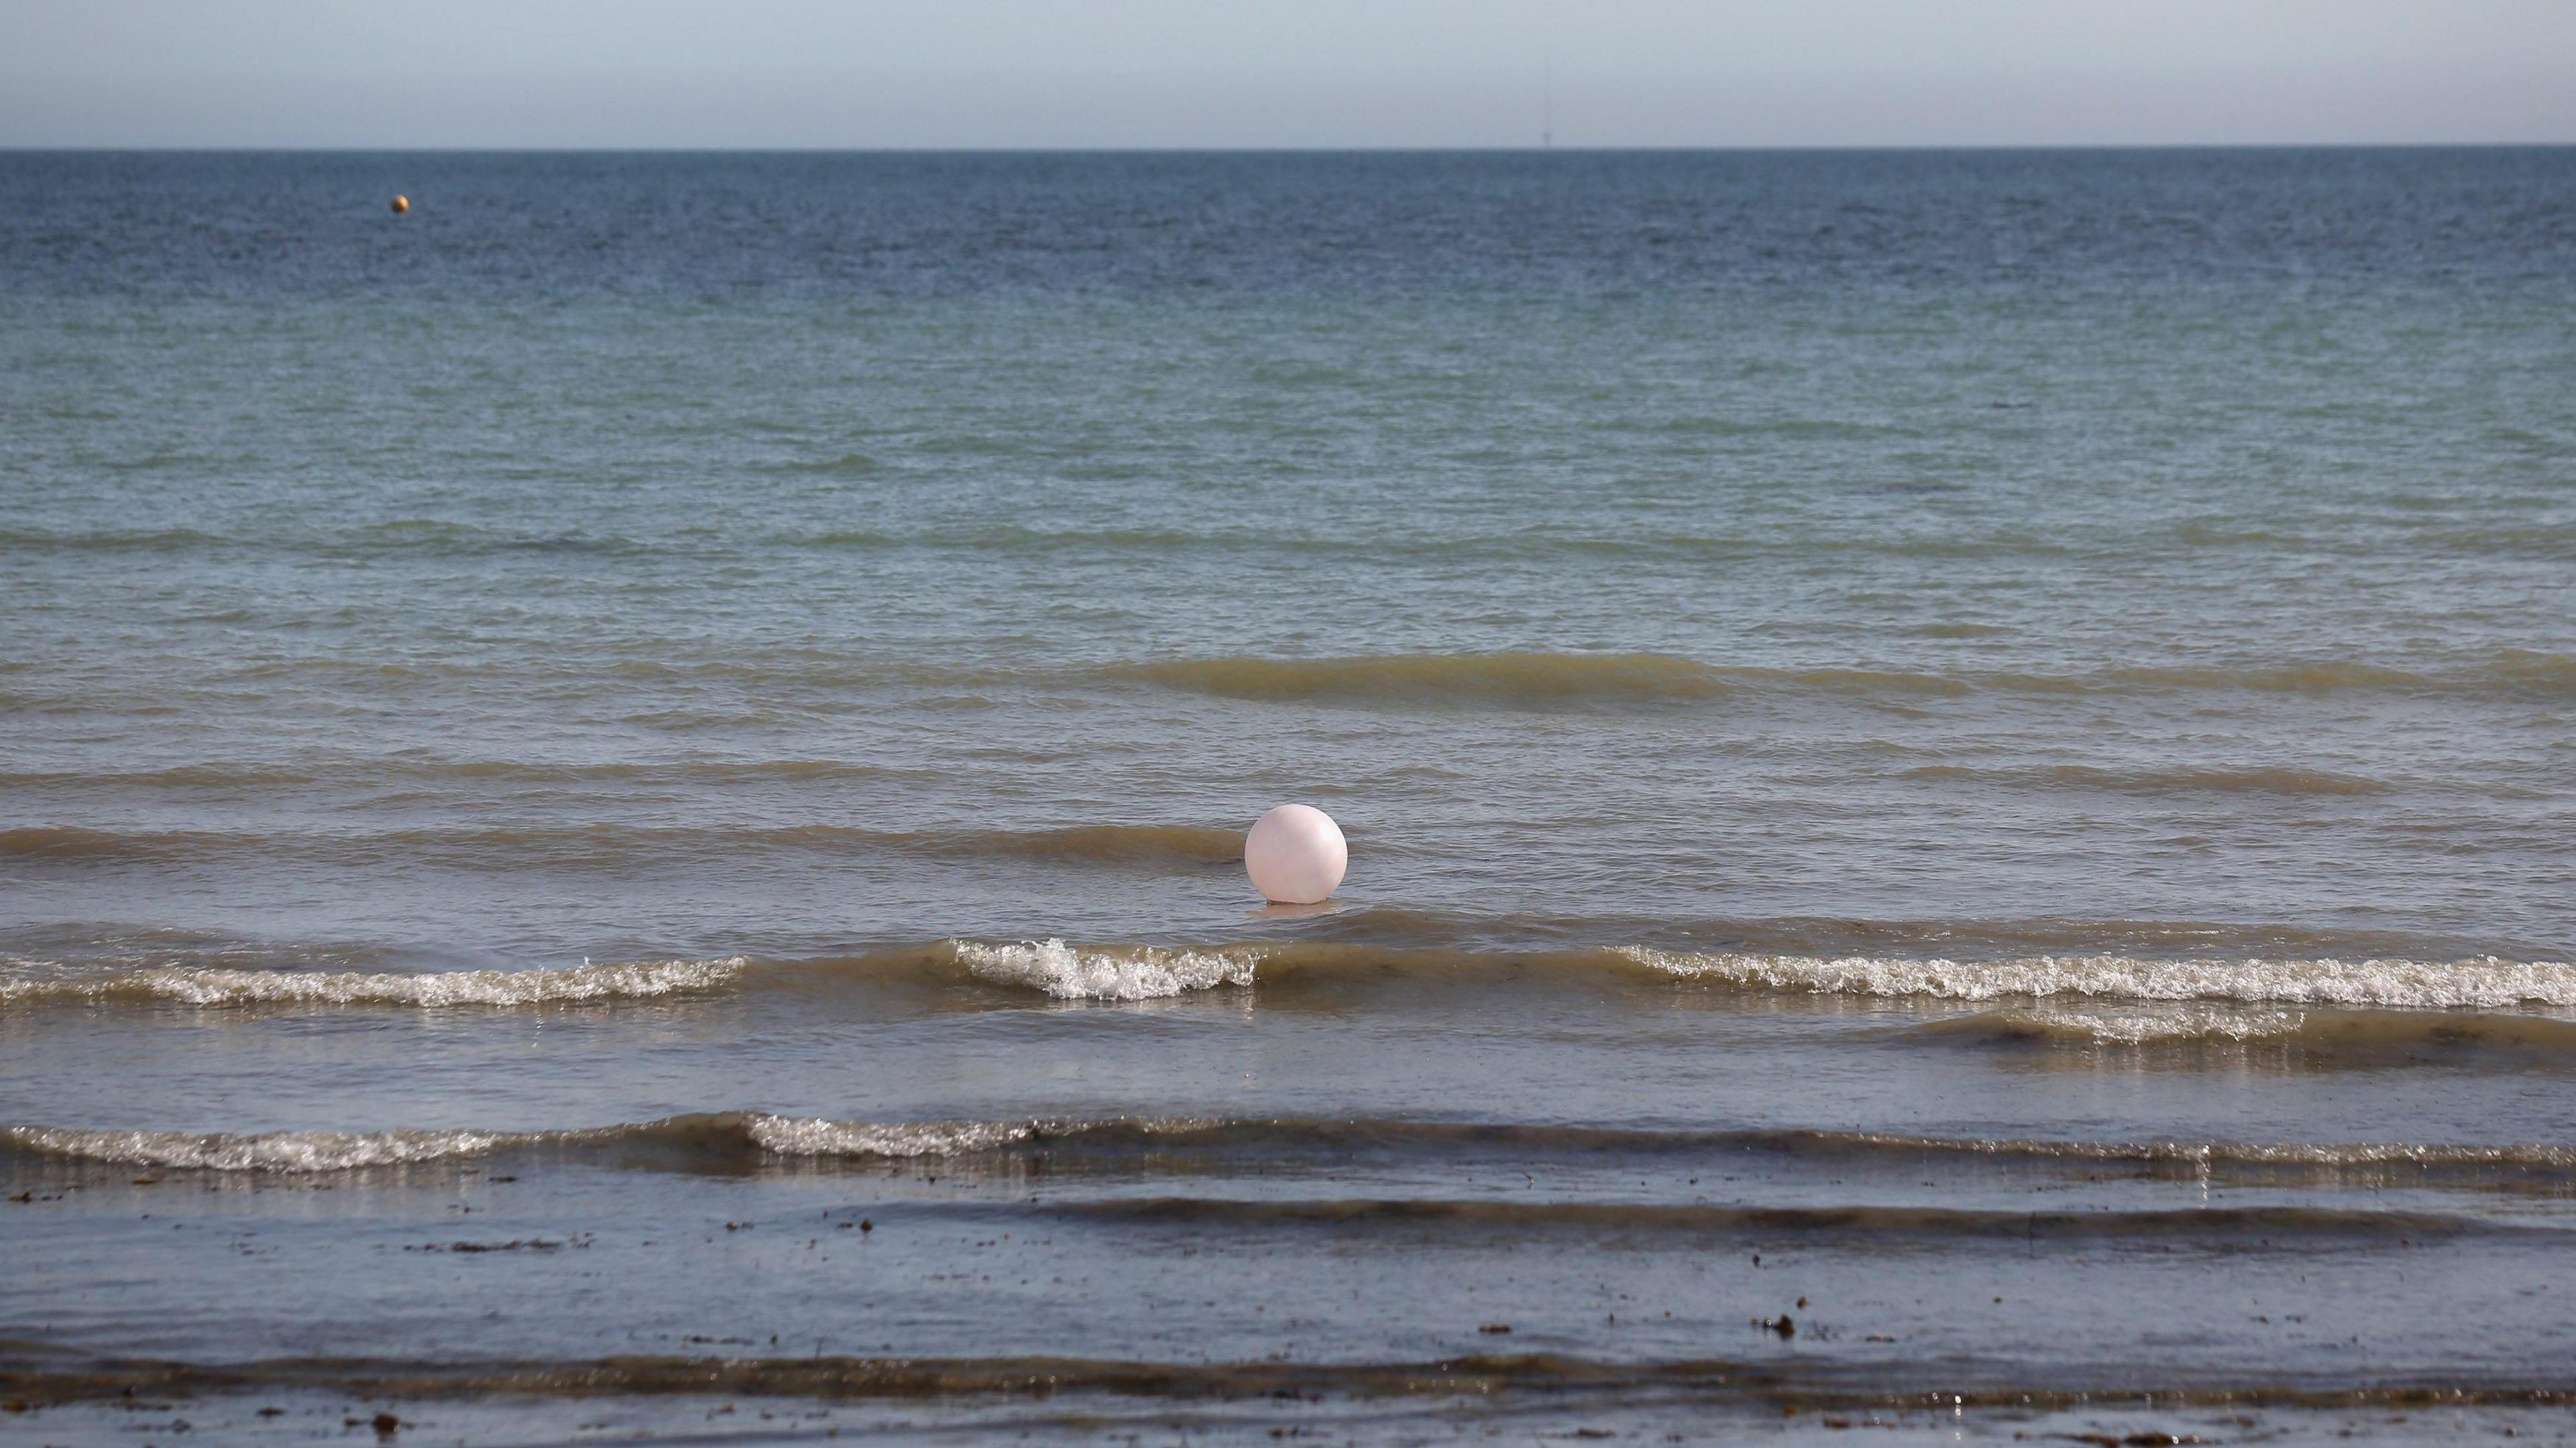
[1244,804,1347,905]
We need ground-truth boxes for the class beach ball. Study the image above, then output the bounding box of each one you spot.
[1245,804,1346,904]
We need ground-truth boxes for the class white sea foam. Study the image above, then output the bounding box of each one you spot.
[6,1113,1130,1172]
[0,956,749,1007]
[1828,1130,2576,1170]
[2159,1141,2576,1168]
[1616,949,2576,1008]
[2,1124,512,1172]
[953,938,1259,1000]
[13,1113,2567,1176]
[1994,1005,2314,1044]
[745,1114,1040,1157]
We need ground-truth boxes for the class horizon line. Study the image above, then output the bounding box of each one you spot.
[6,140,2573,154]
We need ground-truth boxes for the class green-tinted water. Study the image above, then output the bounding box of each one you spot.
[3,151,2573,1443]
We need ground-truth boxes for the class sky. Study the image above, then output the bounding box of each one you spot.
[4,0,2573,149]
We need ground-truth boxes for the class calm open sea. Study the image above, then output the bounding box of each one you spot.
[3,150,2573,1445]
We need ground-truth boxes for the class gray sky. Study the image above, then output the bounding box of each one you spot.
[5,0,2573,148]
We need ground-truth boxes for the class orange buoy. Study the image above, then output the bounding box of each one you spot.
[390,194,409,214]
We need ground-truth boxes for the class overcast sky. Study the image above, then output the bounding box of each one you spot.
[5,0,2572,148]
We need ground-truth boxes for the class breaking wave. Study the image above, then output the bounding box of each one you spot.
[2,1125,511,1172]
[1912,1005,2576,1056]
[0,1113,999,1174]
[9,1111,2569,1182]
[1616,948,2576,1009]
[11,938,2573,1013]
[0,956,746,1008]
[953,939,1260,999]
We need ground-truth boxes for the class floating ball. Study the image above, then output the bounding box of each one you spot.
[1244,803,1346,905]
[390,194,409,214]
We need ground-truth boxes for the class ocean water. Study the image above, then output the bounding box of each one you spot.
[3,150,2573,1445]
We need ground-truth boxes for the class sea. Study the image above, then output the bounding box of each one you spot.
[2,149,2573,1445]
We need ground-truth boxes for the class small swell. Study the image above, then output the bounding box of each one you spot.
[2490,648,2576,697]
[1107,653,1733,706]
[350,520,642,556]
[1727,665,1970,696]
[8,1350,2574,1411]
[0,822,1238,872]
[908,824,1243,867]
[1799,1131,2576,1176]
[1100,653,2576,710]
[0,826,230,863]
[0,526,225,553]
[1911,1005,2576,1061]
[0,765,322,791]
[2097,765,2391,797]
[1049,1196,2533,1242]
[0,956,747,1009]
[415,759,896,785]
[2028,654,2568,701]
[1617,948,2576,1009]
[768,452,880,478]
[1902,764,2392,797]
[2098,661,2428,694]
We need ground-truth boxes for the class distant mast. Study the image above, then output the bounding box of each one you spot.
[1542,49,1554,150]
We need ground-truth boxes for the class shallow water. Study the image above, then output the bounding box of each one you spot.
[3,149,2573,1443]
